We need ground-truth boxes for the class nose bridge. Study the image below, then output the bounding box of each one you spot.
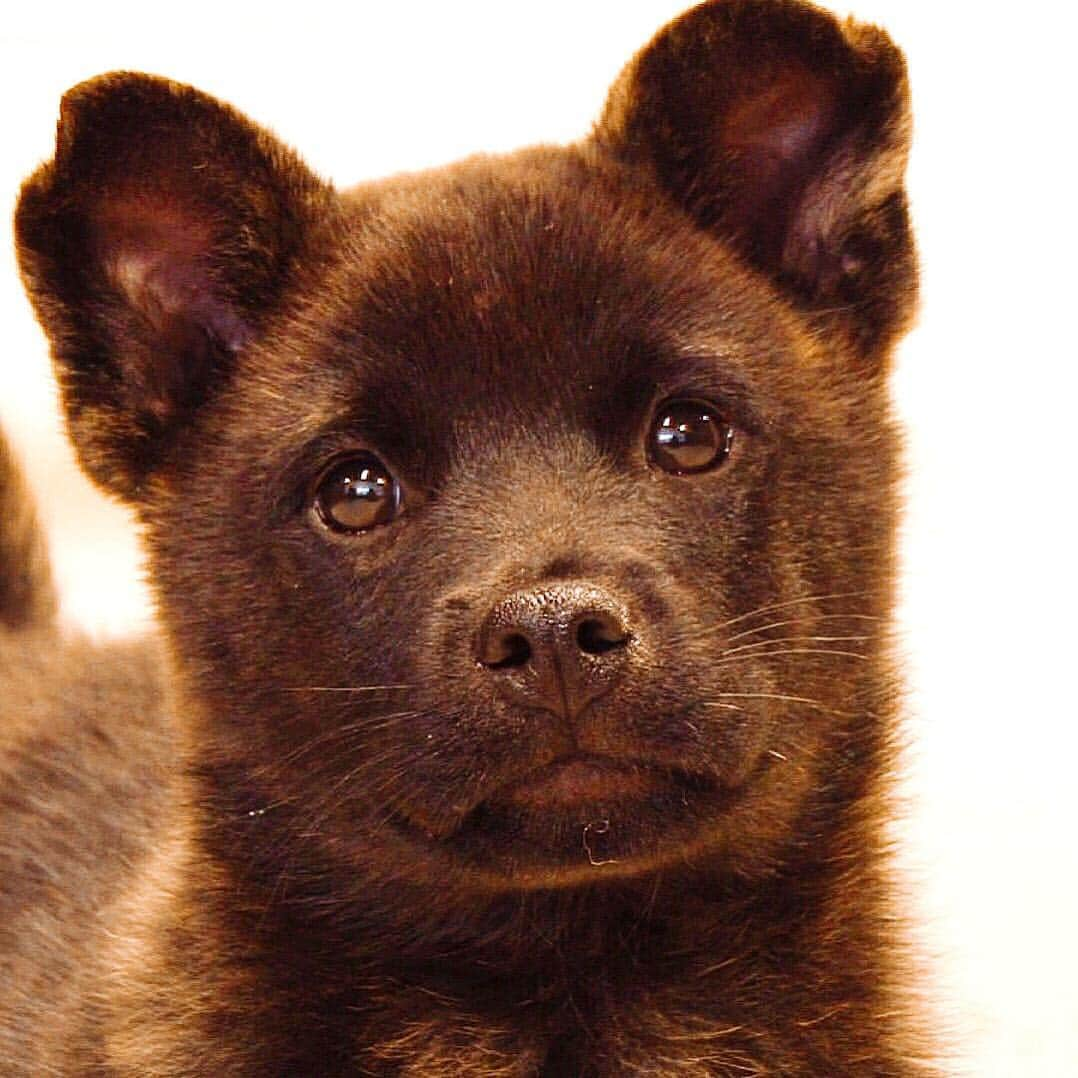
[459,432,644,583]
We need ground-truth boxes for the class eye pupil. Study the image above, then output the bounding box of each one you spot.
[315,454,401,532]
[650,399,733,474]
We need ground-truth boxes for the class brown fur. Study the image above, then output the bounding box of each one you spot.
[2,2,932,1073]
[0,431,55,631]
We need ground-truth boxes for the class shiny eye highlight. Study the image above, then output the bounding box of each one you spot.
[313,453,402,533]
[648,399,734,475]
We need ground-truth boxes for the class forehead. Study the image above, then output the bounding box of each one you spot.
[249,148,801,464]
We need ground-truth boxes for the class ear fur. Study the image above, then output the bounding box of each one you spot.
[15,73,335,499]
[596,0,916,361]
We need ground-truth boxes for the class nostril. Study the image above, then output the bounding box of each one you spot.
[481,631,533,670]
[575,614,629,656]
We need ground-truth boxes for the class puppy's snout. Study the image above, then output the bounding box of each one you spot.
[475,583,631,721]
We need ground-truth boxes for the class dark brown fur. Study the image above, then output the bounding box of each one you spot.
[2,2,931,1073]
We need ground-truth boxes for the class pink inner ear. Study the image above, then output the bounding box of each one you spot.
[720,66,838,185]
[93,196,252,354]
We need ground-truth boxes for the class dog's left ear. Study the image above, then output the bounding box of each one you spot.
[597,0,916,363]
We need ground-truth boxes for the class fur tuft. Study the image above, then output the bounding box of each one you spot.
[0,429,55,632]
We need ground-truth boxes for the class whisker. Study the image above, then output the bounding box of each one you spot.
[704,692,852,717]
[718,634,870,658]
[724,614,881,644]
[262,710,423,770]
[711,648,868,666]
[711,591,876,631]
[301,758,378,831]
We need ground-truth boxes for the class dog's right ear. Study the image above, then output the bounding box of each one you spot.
[15,73,335,500]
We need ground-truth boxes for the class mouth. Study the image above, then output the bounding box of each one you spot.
[420,752,732,888]
[490,754,671,813]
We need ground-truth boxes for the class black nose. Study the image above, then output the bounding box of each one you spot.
[475,582,631,720]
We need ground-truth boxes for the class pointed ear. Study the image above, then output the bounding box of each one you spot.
[15,73,335,499]
[596,0,916,363]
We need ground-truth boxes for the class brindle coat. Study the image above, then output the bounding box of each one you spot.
[2,2,931,1073]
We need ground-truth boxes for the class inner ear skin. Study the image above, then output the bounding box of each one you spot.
[96,201,255,356]
[716,67,840,267]
[94,214,238,432]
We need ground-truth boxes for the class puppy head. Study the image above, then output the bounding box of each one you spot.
[16,0,913,896]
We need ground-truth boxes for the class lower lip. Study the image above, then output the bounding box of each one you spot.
[497,757,664,809]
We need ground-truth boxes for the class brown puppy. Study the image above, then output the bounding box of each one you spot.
[2,1,930,1073]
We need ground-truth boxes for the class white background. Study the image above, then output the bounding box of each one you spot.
[1,2,1076,1073]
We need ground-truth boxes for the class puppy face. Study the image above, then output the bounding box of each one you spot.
[16,1,914,897]
[143,155,892,893]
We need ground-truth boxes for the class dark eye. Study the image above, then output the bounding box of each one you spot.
[313,453,402,533]
[648,399,734,475]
